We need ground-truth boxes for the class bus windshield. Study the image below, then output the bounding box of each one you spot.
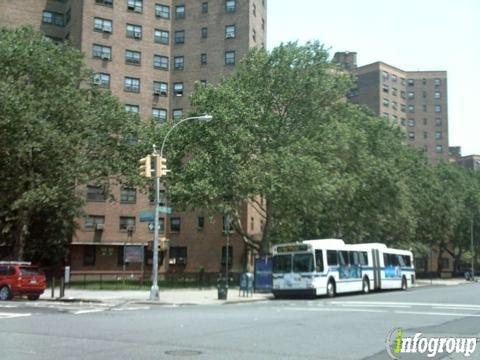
[273,254,291,273]
[293,253,314,273]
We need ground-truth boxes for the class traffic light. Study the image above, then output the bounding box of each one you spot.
[155,155,170,177]
[139,155,152,178]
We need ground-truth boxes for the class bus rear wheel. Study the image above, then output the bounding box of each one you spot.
[326,280,336,298]
[362,278,370,294]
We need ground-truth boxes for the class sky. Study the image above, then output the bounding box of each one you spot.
[267,0,480,156]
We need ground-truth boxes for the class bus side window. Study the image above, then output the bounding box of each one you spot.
[315,250,324,272]
[383,253,390,266]
[327,250,338,266]
[338,251,349,266]
[391,254,399,266]
[398,255,406,267]
[359,251,368,265]
[350,251,360,265]
[404,255,412,267]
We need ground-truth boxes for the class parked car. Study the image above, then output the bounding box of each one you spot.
[0,261,46,300]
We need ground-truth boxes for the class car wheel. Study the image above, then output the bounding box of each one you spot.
[0,286,12,301]
[27,295,40,301]
[362,278,370,294]
[326,280,336,298]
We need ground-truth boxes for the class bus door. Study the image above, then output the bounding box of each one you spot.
[372,249,381,290]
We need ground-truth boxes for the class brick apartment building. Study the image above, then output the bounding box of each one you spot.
[334,52,449,164]
[0,0,267,276]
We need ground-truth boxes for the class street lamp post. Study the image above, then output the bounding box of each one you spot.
[149,115,212,301]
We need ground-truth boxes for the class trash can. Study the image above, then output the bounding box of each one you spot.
[217,277,228,300]
[239,272,254,296]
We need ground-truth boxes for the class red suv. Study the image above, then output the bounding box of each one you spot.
[0,262,47,300]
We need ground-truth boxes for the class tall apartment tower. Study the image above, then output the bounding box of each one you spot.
[334,52,449,163]
[0,0,267,274]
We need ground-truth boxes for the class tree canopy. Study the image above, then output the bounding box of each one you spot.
[0,27,143,264]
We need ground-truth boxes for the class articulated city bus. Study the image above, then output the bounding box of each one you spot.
[271,239,415,298]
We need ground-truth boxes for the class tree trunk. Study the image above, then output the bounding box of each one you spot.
[260,199,272,256]
[13,210,29,261]
[436,243,444,278]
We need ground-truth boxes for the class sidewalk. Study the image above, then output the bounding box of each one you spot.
[40,287,272,305]
[39,278,476,305]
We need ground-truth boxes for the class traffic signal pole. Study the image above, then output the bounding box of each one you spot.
[150,146,161,300]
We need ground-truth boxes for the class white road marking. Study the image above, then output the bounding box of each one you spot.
[337,303,411,309]
[72,309,105,315]
[433,306,480,312]
[394,310,480,318]
[283,307,387,314]
[0,304,18,308]
[330,301,480,309]
[0,312,31,319]
[112,306,150,311]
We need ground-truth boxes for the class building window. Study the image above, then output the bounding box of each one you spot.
[225,0,236,13]
[42,11,64,27]
[173,109,183,120]
[197,216,205,230]
[423,132,428,139]
[169,246,187,264]
[435,105,442,113]
[221,246,233,266]
[382,98,389,107]
[434,78,442,87]
[124,77,140,93]
[252,3,256,16]
[120,187,136,204]
[202,2,208,13]
[126,24,142,39]
[423,118,428,125]
[153,55,169,70]
[407,119,415,127]
[127,0,142,12]
[153,81,168,96]
[173,82,184,96]
[408,105,415,113]
[201,27,208,39]
[435,145,443,153]
[94,17,112,33]
[93,73,110,88]
[382,112,389,119]
[400,90,406,99]
[170,218,181,232]
[96,0,113,7]
[175,30,185,44]
[422,105,427,112]
[152,108,167,123]
[148,218,165,233]
[87,185,106,202]
[174,56,184,70]
[92,44,112,60]
[392,114,398,124]
[125,104,139,113]
[391,101,397,111]
[408,132,415,140]
[125,50,141,65]
[83,246,96,266]
[200,53,207,65]
[225,51,235,65]
[400,104,406,113]
[225,25,236,39]
[423,90,427,98]
[391,74,397,82]
[175,5,185,19]
[155,4,170,19]
[435,131,443,140]
[85,215,105,230]
[435,118,442,126]
[391,87,397,96]
[382,71,389,81]
[199,80,207,86]
[154,29,169,44]
[434,91,441,99]
[382,84,389,93]
[119,216,136,232]
[407,91,415,99]
[407,79,415,86]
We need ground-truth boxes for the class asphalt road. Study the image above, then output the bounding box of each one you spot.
[1,284,480,360]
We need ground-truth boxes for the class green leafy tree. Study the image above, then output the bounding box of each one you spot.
[0,27,143,262]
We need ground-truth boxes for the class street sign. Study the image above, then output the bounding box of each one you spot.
[139,211,155,222]
[158,206,172,214]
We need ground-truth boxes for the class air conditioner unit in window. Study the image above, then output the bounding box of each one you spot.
[226,33,235,39]
[103,26,112,33]
[93,77,102,85]
[134,6,142,13]
[168,258,176,265]
[127,4,135,10]
[134,32,141,39]
[95,223,105,231]
[160,90,167,96]
[94,24,103,31]
[101,54,110,60]
[153,89,161,95]
[126,225,135,232]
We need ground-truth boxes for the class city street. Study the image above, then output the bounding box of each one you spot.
[1,283,479,359]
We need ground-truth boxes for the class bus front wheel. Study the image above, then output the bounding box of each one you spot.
[326,280,336,298]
